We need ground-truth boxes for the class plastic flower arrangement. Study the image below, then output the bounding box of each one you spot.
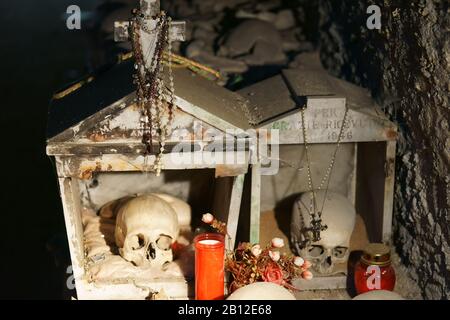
[201,213,313,292]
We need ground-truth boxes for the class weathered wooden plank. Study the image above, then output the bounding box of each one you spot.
[349,143,358,206]
[47,142,151,156]
[76,279,193,300]
[260,97,397,144]
[282,68,335,97]
[114,1,185,42]
[47,94,132,144]
[141,0,160,17]
[55,151,250,179]
[46,140,252,157]
[170,69,253,131]
[250,163,261,244]
[77,100,239,145]
[293,275,347,290]
[56,173,85,291]
[114,21,186,42]
[227,174,246,250]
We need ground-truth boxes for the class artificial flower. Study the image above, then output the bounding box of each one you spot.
[251,244,262,257]
[302,270,313,280]
[202,213,214,224]
[269,250,281,262]
[262,263,284,285]
[293,256,305,267]
[302,260,312,269]
[271,237,285,248]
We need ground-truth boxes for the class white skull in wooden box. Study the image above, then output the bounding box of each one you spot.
[290,190,356,275]
[114,194,180,269]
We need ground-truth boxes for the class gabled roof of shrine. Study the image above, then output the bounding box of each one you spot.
[238,52,394,127]
[47,58,253,140]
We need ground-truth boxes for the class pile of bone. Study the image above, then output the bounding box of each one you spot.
[97,0,315,85]
[82,193,194,282]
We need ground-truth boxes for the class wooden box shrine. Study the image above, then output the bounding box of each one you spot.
[46,58,256,299]
[239,53,398,289]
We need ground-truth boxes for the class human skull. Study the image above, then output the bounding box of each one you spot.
[290,190,356,275]
[227,282,296,300]
[115,194,180,269]
[352,290,404,300]
[151,193,192,229]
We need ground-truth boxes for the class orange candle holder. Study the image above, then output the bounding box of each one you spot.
[194,233,225,300]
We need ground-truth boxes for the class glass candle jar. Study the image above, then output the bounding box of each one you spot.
[354,243,396,294]
[194,233,225,300]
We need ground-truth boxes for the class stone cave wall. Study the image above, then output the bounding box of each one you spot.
[317,0,449,299]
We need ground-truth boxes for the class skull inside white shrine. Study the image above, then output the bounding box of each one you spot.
[290,190,356,275]
[115,194,180,268]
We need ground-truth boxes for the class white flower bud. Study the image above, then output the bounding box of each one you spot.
[271,237,284,248]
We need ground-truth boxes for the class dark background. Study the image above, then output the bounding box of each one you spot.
[0,0,98,299]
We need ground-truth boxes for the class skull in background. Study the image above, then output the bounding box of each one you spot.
[151,193,191,229]
[115,194,180,269]
[290,190,356,275]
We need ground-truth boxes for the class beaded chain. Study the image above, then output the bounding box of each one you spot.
[130,9,175,176]
[300,105,349,244]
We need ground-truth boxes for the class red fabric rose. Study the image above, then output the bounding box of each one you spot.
[262,263,284,285]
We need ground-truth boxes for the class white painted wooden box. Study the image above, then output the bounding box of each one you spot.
[47,62,254,299]
[239,53,398,290]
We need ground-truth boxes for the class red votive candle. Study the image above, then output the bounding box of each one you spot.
[354,243,396,294]
[194,233,225,300]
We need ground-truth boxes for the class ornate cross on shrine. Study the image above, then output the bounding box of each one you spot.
[310,217,328,242]
[114,0,186,70]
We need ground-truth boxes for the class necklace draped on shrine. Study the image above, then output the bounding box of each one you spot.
[130,9,175,176]
[299,103,349,245]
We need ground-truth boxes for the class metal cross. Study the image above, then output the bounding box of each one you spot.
[310,216,327,242]
[114,0,186,70]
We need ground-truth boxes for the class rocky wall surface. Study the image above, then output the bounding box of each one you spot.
[318,0,449,299]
